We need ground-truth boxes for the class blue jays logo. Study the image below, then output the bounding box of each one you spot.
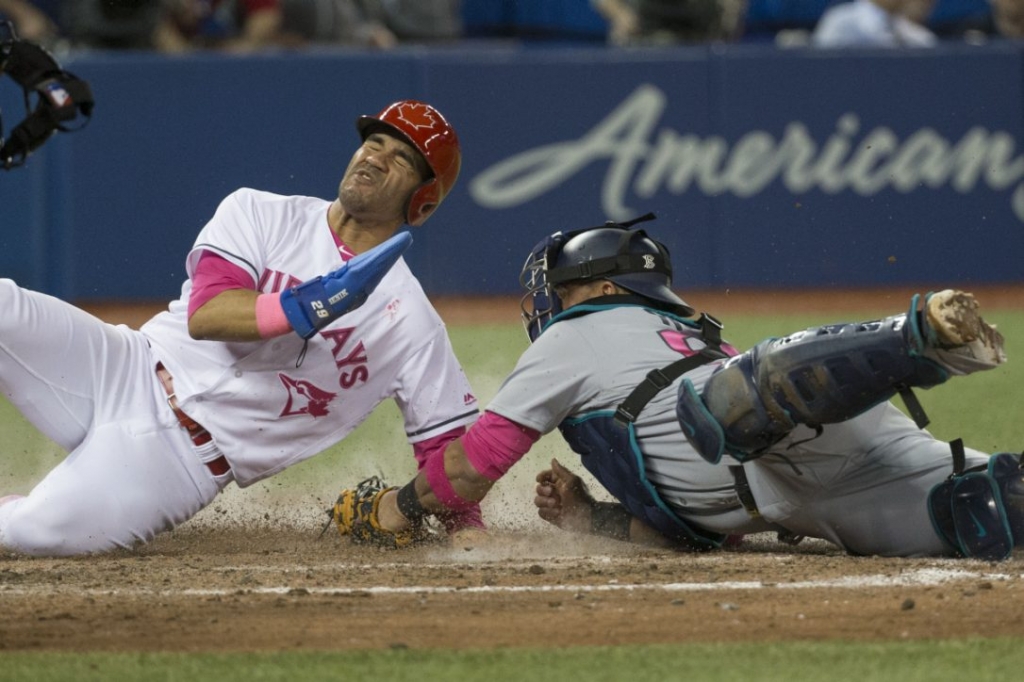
[278,374,337,418]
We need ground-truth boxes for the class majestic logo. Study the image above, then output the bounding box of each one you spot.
[278,374,337,418]
[397,102,438,131]
[470,84,1024,222]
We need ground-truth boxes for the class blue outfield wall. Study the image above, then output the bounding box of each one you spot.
[1,42,1022,301]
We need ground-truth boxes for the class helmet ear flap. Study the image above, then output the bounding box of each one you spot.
[406,181,440,227]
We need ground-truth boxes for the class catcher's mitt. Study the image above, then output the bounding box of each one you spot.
[325,476,430,549]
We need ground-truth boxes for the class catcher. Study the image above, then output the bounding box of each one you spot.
[330,215,1023,560]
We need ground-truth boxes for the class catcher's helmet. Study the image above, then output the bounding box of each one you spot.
[356,100,461,226]
[520,214,694,341]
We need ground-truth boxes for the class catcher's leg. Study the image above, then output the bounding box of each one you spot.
[928,452,1024,561]
[676,290,1005,464]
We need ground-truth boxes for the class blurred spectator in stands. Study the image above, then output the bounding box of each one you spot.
[57,1,179,50]
[991,0,1024,36]
[812,0,938,47]
[278,0,395,47]
[356,0,462,44]
[0,0,59,43]
[161,0,287,52]
[590,0,735,45]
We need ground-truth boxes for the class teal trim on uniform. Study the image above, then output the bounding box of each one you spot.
[907,293,925,356]
[543,301,700,337]
[562,410,617,427]
[562,410,722,547]
[907,292,952,382]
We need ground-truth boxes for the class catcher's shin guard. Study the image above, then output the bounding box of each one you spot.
[928,453,1024,561]
[676,304,948,464]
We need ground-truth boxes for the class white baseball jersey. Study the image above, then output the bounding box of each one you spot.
[0,188,477,555]
[142,188,478,486]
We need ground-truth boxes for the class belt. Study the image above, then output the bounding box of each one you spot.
[155,363,230,477]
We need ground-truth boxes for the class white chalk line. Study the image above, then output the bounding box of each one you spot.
[1,567,1019,599]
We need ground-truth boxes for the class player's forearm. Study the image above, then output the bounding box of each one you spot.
[421,440,495,508]
[585,502,675,548]
[188,289,264,341]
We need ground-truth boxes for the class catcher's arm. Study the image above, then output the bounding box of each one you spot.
[375,444,675,550]
[331,419,522,548]
[534,458,675,548]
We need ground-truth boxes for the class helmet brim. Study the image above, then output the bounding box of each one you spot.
[610,273,695,317]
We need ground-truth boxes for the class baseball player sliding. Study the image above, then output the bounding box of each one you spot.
[330,216,1024,560]
[0,99,482,556]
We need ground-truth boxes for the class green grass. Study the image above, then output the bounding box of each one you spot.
[2,639,1024,682]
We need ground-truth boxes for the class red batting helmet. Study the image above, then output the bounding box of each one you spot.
[356,100,461,226]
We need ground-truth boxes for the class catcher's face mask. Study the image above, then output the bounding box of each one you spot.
[0,21,94,170]
[519,230,570,343]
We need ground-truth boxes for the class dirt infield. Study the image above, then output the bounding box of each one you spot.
[2,287,1023,653]
[2,528,1023,652]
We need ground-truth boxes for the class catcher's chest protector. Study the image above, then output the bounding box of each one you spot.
[558,414,724,550]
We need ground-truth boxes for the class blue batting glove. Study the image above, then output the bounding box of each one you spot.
[280,231,412,339]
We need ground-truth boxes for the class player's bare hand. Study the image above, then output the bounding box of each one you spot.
[534,458,595,534]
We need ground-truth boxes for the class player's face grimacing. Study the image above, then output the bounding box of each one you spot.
[338,131,429,223]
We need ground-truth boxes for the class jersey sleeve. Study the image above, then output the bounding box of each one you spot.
[392,325,479,443]
[486,323,598,433]
[187,251,259,318]
[186,188,269,283]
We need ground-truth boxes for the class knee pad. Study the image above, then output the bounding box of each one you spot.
[676,308,949,464]
[677,349,795,464]
[928,453,1024,561]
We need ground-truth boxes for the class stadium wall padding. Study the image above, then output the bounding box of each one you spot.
[1,43,1021,301]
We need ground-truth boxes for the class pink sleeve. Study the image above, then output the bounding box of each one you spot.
[461,411,541,481]
[187,251,257,318]
[412,426,466,469]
